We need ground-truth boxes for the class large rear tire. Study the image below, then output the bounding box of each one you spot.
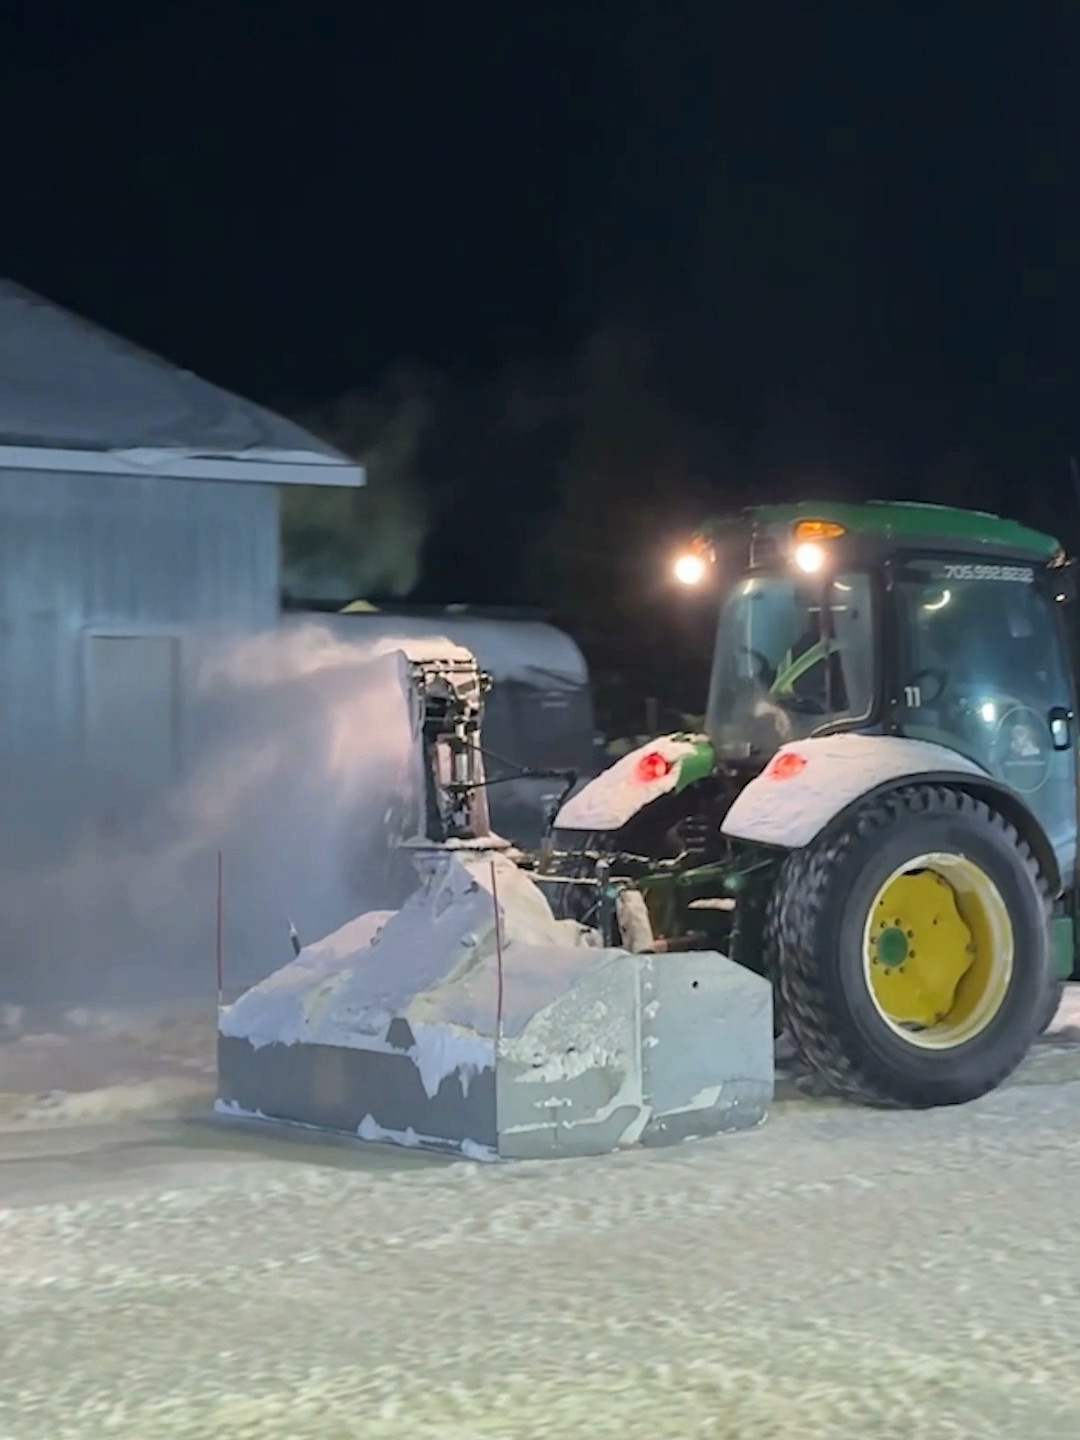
[767,785,1051,1108]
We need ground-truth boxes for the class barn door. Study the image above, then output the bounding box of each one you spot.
[84,632,182,785]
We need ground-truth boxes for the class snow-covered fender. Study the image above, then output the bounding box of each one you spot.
[720,732,1062,892]
[555,734,715,833]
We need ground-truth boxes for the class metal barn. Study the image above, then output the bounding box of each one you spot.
[0,282,362,1002]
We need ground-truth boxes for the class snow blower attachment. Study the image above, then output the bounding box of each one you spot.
[216,641,774,1158]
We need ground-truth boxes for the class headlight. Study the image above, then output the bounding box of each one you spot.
[794,542,824,574]
[673,553,707,585]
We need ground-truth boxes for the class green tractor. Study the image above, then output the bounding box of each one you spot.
[538,501,1078,1108]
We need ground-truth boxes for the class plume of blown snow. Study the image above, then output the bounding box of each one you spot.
[0,624,452,1011]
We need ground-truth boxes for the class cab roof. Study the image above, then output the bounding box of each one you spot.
[742,500,1062,563]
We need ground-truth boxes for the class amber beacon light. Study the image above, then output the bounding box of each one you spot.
[791,518,845,574]
[792,519,846,543]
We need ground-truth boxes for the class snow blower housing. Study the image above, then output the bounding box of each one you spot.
[217,641,773,1158]
[540,500,1078,1109]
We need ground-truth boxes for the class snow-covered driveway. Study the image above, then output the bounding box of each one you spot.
[2,1063,1080,1438]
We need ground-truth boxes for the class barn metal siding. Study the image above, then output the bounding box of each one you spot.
[0,468,279,755]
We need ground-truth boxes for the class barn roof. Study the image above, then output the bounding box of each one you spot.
[0,281,363,487]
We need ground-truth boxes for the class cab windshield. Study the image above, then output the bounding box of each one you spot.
[706,571,875,759]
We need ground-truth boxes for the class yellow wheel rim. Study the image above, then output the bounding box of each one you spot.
[862,852,1013,1050]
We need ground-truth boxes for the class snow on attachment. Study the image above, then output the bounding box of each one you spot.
[217,846,774,1159]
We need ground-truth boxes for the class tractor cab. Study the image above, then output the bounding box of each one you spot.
[692,502,1078,891]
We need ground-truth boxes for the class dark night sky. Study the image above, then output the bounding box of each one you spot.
[4,2,1080,537]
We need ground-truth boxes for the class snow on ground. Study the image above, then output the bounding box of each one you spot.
[0,995,1078,1434]
[0,1005,216,1131]
[1051,981,1080,1033]
[0,1073,210,1130]
[2,1077,1080,1437]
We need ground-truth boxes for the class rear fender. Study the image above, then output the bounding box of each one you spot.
[720,733,1061,894]
[554,734,715,833]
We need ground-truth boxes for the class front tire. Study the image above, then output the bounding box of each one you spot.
[768,785,1051,1108]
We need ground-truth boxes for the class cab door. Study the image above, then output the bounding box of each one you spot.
[891,555,1078,887]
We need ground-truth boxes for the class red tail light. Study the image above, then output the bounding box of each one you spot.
[635,750,673,783]
[765,750,807,780]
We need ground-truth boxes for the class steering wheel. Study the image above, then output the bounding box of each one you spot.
[738,646,775,686]
[907,667,949,707]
